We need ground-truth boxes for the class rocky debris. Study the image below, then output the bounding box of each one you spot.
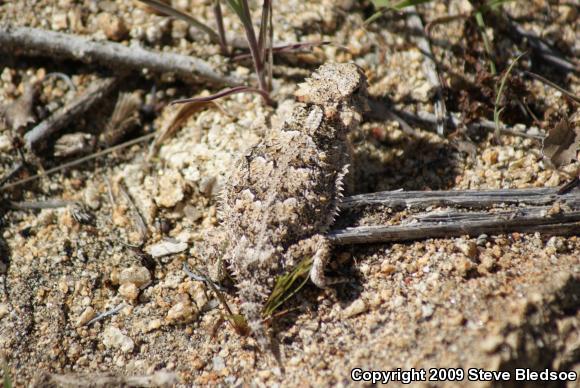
[146,239,188,258]
[102,326,135,353]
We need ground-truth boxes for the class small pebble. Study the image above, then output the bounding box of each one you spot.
[147,240,188,258]
[119,282,140,302]
[476,234,489,246]
[83,184,101,210]
[76,307,96,326]
[342,299,368,318]
[51,12,68,30]
[421,304,434,319]
[0,303,9,319]
[0,135,12,152]
[97,13,128,41]
[454,256,473,277]
[146,319,162,332]
[166,300,197,323]
[119,266,151,289]
[103,326,135,353]
[380,261,396,275]
[212,356,225,372]
[456,239,478,258]
[155,171,186,208]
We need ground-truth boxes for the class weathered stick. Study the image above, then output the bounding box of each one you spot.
[340,187,575,209]
[366,100,543,139]
[0,25,241,86]
[505,18,579,74]
[331,187,580,245]
[406,8,447,136]
[24,77,118,150]
[329,211,580,245]
[33,370,177,387]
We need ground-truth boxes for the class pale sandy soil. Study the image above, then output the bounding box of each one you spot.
[0,0,578,386]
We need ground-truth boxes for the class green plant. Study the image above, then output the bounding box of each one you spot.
[2,359,12,388]
[263,257,313,317]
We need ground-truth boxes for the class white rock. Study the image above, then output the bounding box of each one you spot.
[0,135,12,153]
[51,12,68,30]
[146,240,188,258]
[103,326,134,353]
[155,171,186,208]
[212,356,225,371]
[166,300,197,323]
[119,282,140,301]
[342,299,368,318]
[119,266,151,289]
[76,306,96,326]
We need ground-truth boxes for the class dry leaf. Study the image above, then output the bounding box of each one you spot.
[3,81,39,134]
[100,92,142,147]
[542,116,580,167]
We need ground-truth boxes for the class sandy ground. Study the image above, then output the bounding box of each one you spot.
[0,0,579,386]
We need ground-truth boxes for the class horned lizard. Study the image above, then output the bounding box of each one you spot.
[203,62,368,350]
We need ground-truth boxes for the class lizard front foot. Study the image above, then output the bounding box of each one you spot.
[289,234,346,288]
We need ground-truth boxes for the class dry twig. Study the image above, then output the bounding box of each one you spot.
[24,77,119,150]
[331,187,580,245]
[405,7,447,136]
[370,102,545,140]
[0,25,242,86]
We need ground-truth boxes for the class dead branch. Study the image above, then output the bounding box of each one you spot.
[24,77,119,150]
[33,369,177,387]
[331,187,580,245]
[503,18,579,74]
[0,25,242,86]
[368,102,544,139]
[0,133,156,192]
[9,199,76,210]
[340,187,574,210]
[406,8,447,136]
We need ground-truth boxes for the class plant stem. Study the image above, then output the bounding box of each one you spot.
[213,0,229,55]
[239,0,270,101]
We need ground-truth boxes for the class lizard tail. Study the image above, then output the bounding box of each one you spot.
[235,279,271,347]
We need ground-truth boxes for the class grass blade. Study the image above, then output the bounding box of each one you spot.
[494,52,526,139]
[474,10,497,75]
[224,0,244,19]
[263,257,313,317]
[213,0,229,54]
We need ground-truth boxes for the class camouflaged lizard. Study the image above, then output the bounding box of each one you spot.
[202,62,368,350]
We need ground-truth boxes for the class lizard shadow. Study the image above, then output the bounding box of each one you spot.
[274,110,464,340]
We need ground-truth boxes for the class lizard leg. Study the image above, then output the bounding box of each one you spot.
[302,234,346,288]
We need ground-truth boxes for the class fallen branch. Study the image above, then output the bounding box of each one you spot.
[367,102,545,139]
[503,17,579,74]
[406,8,447,136]
[340,187,572,210]
[0,25,241,86]
[33,370,177,388]
[1,132,156,192]
[24,77,118,150]
[331,187,580,245]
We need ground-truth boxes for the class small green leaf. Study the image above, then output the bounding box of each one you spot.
[2,361,12,388]
[263,257,313,317]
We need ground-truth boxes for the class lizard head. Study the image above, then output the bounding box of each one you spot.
[294,62,368,109]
